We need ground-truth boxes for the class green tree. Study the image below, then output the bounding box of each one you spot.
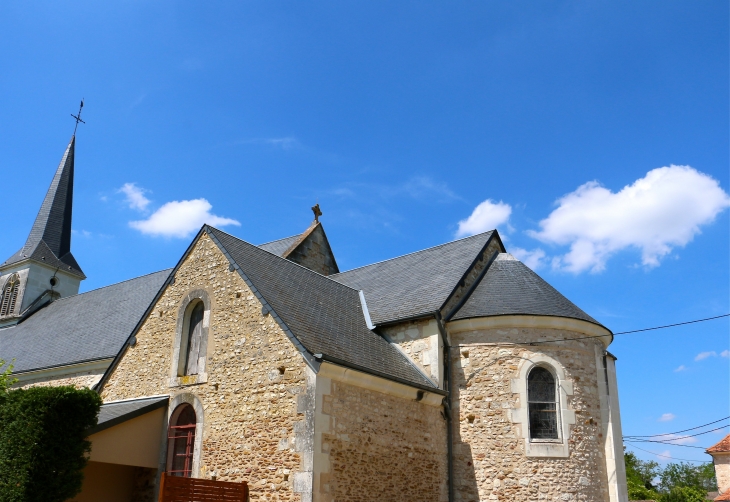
[0,386,102,502]
[660,461,717,492]
[625,451,661,500]
[624,449,717,501]
[0,359,17,394]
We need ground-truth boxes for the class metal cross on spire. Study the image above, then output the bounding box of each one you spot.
[70,99,85,135]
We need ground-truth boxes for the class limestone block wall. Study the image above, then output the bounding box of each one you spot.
[101,234,310,502]
[449,324,610,502]
[314,377,448,502]
[380,318,443,386]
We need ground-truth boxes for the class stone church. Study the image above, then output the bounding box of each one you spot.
[0,133,629,502]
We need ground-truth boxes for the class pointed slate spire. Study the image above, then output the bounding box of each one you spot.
[24,136,75,258]
[2,136,84,278]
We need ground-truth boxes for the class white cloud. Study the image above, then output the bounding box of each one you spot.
[528,166,730,273]
[674,365,687,372]
[695,351,717,361]
[119,183,151,211]
[511,247,547,270]
[659,450,671,460]
[658,413,675,422]
[720,350,729,358]
[130,199,240,238]
[456,199,512,237]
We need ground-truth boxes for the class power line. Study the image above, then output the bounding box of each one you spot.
[626,425,729,441]
[625,442,709,463]
[624,440,707,449]
[624,417,730,438]
[536,313,729,345]
[613,314,730,335]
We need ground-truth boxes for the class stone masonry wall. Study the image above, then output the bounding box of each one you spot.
[286,224,338,276]
[101,233,310,502]
[316,378,448,502]
[450,325,610,502]
[380,318,442,386]
[16,366,106,389]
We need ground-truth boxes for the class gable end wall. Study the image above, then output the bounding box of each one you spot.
[100,234,311,501]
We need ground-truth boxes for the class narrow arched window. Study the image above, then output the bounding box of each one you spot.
[184,302,204,375]
[528,366,559,439]
[0,274,20,317]
[167,404,196,477]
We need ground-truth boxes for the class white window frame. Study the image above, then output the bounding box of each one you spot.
[510,354,575,457]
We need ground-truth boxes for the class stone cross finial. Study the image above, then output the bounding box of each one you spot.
[311,203,322,223]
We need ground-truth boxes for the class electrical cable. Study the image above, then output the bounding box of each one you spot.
[623,440,707,449]
[623,416,729,438]
[613,314,730,335]
[624,442,709,463]
[625,424,729,442]
[535,313,729,345]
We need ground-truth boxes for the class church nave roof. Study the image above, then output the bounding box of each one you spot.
[0,269,170,374]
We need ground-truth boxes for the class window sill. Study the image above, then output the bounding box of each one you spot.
[169,373,208,387]
[524,439,569,458]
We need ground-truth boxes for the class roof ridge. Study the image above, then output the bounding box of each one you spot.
[258,233,300,246]
[332,231,494,276]
[281,221,319,258]
[206,227,361,294]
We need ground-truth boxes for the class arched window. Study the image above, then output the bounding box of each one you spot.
[0,274,20,317]
[167,404,196,477]
[527,366,559,439]
[183,302,204,375]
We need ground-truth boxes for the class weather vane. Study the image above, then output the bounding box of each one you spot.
[71,99,85,135]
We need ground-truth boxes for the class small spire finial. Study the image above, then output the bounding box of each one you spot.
[71,99,85,135]
[311,203,322,223]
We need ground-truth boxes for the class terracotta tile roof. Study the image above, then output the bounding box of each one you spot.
[715,490,730,501]
[707,433,730,453]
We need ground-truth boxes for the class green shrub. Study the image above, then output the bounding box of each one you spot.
[659,485,708,502]
[0,386,102,502]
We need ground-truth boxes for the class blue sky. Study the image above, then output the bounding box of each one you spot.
[1,1,728,463]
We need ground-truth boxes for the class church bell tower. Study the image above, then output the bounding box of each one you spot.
[0,134,86,326]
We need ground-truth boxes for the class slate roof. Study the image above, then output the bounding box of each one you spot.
[707,434,730,454]
[258,234,301,257]
[450,253,601,326]
[209,227,435,388]
[0,269,170,373]
[330,232,494,325]
[88,395,169,435]
[3,136,84,278]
